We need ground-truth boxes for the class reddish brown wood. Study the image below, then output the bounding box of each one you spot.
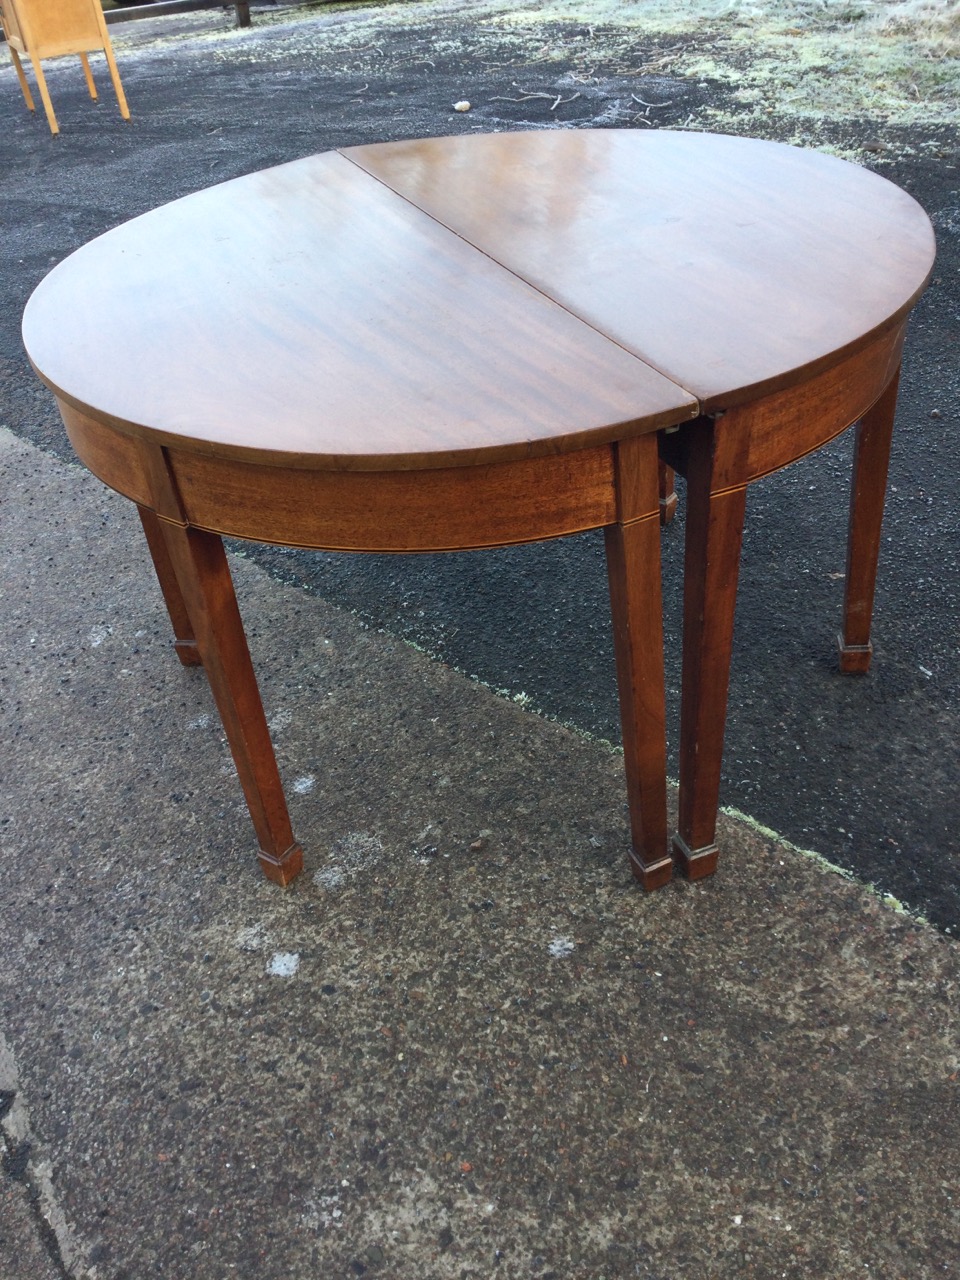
[605,434,671,889]
[137,441,302,884]
[136,504,202,666]
[838,364,902,673]
[23,149,694,471]
[23,131,935,892]
[671,417,749,878]
[167,444,620,553]
[157,516,302,885]
[346,131,934,411]
[660,330,910,873]
[723,323,906,488]
[58,399,153,508]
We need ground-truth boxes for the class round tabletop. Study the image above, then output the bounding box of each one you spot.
[22,129,934,471]
[19,129,937,893]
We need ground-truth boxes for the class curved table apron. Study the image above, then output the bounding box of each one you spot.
[22,129,935,890]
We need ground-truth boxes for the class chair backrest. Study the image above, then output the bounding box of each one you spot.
[0,0,26,49]
[2,0,108,58]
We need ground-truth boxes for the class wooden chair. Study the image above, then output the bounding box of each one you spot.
[0,0,130,136]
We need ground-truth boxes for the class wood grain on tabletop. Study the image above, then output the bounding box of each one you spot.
[21,151,696,471]
[345,130,936,410]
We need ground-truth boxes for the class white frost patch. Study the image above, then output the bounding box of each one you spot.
[302,1190,343,1232]
[313,865,346,891]
[267,952,300,977]
[313,832,383,892]
[268,707,293,733]
[293,774,317,794]
[87,623,111,647]
[548,935,575,958]
[234,923,267,952]
[187,713,212,730]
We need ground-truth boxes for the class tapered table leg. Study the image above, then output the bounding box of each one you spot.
[156,520,303,886]
[138,505,203,667]
[838,365,901,673]
[605,435,671,889]
[673,420,748,880]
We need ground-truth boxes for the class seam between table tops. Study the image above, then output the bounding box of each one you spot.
[334,148,703,416]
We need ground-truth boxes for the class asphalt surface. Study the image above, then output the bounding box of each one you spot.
[1,3,959,1276]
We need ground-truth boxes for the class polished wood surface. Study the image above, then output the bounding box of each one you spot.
[604,435,671,890]
[23,130,935,889]
[155,514,304,886]
[658,322,914,867]
[136,506,202,667]
[60,399,627,553]
[24,150,695,469]
[346,131,934,410]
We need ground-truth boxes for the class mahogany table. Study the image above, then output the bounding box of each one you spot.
[22,130,935,890]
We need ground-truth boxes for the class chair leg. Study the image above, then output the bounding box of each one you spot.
[27,52,58,134]
[79,53,98,101]
[605,434,671,890]
[673,420,748,880]
[156,521,304,886]
[9,48,36,113]
[137,505,203,667]
[838,364,900,673]
[101,38,131,120]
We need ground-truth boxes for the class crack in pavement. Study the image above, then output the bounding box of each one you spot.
[0,1032,87,1280]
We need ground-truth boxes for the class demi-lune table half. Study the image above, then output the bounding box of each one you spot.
[22,130,935,890]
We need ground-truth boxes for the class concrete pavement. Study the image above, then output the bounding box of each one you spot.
[2,429,959,1277]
